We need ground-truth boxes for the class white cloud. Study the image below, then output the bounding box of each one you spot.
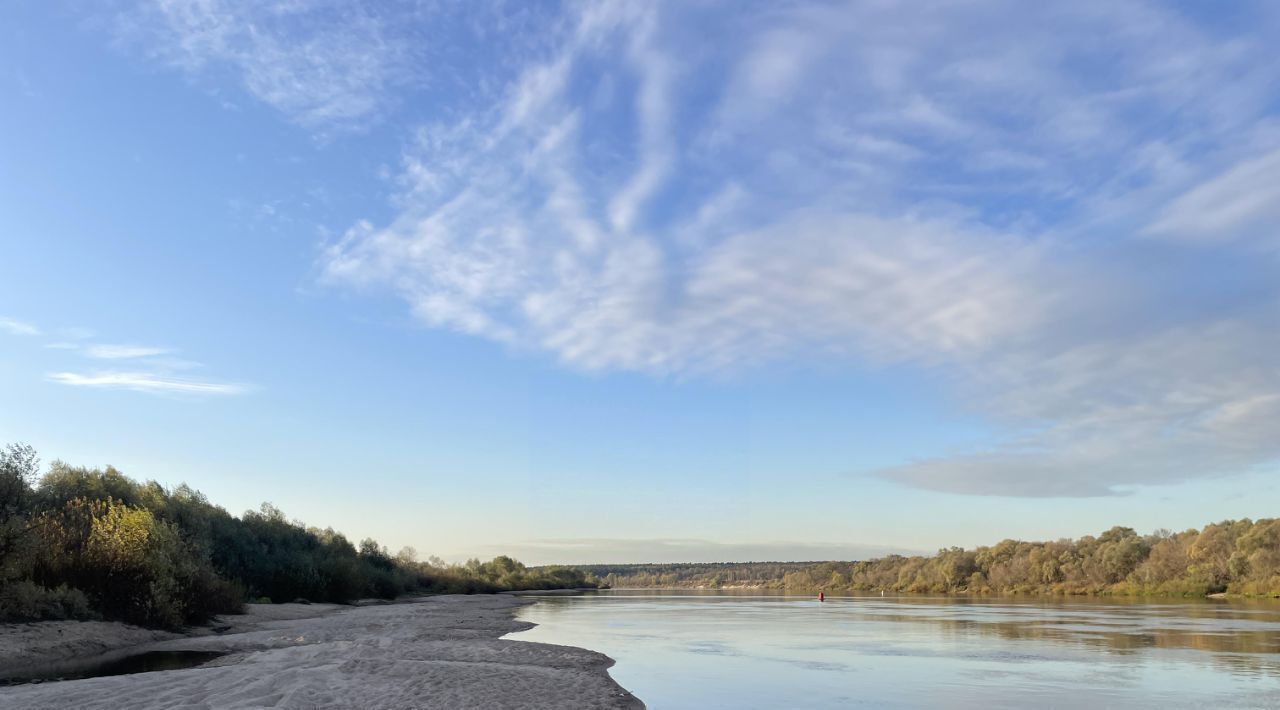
[101,0,1280,495]
[115,0,422,132]
[47,371,247,396]
[882,317,1280,496]
[0,317,40,336]
[323,5,1057,373]
[313,1,1280,497]
[328,206,1049,372]
[85,344,173,359]
[3,319,247,398]
[1145,148,1280,248]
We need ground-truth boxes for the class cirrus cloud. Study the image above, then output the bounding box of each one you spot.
[318,1,1280,496]
[109,0,1280,496]
[0,317,40,336]
[112,0,419,132]
[3,316,251,399]
[47,371,248,396]
[85,344,173,359]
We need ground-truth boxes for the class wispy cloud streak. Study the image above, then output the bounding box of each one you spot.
[85,344,173,359]
[0,317,40,336]
[109,0,1280,495]
[48,371,247,396]
[114,0,424,132]
[4,316,248,398]
[317,1,1280,496]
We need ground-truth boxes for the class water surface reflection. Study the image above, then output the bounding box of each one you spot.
[510,591,1280,709]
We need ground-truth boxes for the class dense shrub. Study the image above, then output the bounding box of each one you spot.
[0,580,93,621]
[0,444,596,627]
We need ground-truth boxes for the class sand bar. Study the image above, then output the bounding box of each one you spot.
[0,595,642,709]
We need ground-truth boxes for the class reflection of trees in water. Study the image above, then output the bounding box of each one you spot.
[845,602,1280,676]
[524,593,1280,677]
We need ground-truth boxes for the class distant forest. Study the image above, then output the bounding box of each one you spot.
[574,562,819,589]
[0,444,594,628]
[573,521,1280,598]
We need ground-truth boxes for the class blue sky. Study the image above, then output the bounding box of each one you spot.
[2,1,1279,564]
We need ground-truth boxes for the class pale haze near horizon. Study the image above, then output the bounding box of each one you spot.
[2,1,1279,566]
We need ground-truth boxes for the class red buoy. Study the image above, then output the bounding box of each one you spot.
[818,592,825,602]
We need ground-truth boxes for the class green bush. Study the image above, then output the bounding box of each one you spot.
[2,444,597,626]
[0,580,93,621]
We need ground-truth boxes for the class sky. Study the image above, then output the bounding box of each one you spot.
[2,1,1279,565]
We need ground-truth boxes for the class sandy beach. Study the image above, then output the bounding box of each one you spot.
[0,595,642,709]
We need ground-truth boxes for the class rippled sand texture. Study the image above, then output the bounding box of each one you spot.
[1,595,642,709]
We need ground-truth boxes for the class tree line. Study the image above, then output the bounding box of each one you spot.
[570,562,819,589]
[575,522,1280,597]
[0,444,595,628]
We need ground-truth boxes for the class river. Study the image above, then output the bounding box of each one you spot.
[509,590,1280,709]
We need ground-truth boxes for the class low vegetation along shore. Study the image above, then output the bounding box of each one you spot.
[576,519,1280,598]
[0,444,595,628]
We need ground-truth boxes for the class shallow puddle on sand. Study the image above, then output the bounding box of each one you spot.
[0,650,227,686]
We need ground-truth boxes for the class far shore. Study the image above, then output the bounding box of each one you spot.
[597,586,1266,600]
[0,595,642,709]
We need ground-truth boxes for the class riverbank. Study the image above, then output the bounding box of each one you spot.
[604,585,1263,600]
[0,595,642,709]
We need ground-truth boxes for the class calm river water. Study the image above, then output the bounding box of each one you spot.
[509,590,1280,709]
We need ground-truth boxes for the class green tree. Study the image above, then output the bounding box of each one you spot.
[0,443,40,580]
